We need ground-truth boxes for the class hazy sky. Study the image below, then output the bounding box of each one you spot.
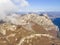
[24,0,60,12]
[0,0,60,13]
[0,0,60,24]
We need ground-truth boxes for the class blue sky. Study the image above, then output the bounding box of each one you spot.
[0,0,60,12]
[24,0,60,12]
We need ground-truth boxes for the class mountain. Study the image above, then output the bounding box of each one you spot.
[0,13,60,45]
[47,12,60,18]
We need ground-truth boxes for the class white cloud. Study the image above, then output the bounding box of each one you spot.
[0,0,29,20]
[0,0,29,14]
[20,0,29,7]
[12,0,29,7]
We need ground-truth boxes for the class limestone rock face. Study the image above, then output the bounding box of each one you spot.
[0,14,60,45]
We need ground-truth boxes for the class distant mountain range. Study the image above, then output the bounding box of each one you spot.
[47,12,60,18]
[17,11,60,18]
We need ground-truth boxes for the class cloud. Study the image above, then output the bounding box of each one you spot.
[0,0,29,20]
[0,0,29,15]
[20,0,29,7]
[12,0,29,7]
